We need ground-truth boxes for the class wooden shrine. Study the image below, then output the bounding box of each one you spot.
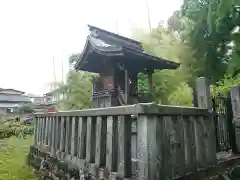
[75,25,180,108]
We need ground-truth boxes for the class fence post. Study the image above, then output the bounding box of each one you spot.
[230,85,240,153]
[196,77,212,110]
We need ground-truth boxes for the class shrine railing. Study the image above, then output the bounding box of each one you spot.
[33,103,216,180]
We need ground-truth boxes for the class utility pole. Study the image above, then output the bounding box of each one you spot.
[62,59,64,83]
[52,56,56,90]
[115,19,119,34]
[145,0,152,32]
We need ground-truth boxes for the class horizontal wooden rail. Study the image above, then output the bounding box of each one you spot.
[33,103,216,180]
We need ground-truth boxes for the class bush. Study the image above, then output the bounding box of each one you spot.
[0,119,34,139]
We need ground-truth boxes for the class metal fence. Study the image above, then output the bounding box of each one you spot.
[212,94,233,152]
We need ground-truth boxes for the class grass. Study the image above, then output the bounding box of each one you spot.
[0,136,37,180]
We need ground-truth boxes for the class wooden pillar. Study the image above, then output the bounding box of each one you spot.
[137,115,162,180]
[196,77,212,110]
[230,85,240,152]
[124,69,129,104]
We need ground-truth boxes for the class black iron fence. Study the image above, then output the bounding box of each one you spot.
[212,94,234,152]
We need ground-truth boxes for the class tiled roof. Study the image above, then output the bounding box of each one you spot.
[0,94,31,102]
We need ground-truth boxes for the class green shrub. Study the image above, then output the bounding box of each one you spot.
[0,119,34,139]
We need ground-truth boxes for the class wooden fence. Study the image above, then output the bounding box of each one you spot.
[33,103,216,180]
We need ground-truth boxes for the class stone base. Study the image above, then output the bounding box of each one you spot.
[27,146,122,180]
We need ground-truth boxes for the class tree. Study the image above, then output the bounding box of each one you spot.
[53,53,96,110]
[180,0,240,84]
[132,27,195,105]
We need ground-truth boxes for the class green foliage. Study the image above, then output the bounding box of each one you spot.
[0,119,34,139]
[138,73,148,94]
[20,104,34,113]
[53,53,97,110]
[211,74,240,95]
[180,0,240,83]
[0,136,36,180]
[168,83,193,106]
[133,27,195,105]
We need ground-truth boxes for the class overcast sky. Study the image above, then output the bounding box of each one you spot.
[0,0,182,95]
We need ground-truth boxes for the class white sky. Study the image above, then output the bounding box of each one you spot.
[0,0,182,95]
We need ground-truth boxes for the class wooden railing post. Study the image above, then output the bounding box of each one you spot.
[196,77,212,110]
[137,115,162,180]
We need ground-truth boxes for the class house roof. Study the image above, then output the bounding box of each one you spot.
[44,89,59,96]
[0,94,31,103]
[0,103,21,108]
[75,25,180,73]
[0,88,25,94]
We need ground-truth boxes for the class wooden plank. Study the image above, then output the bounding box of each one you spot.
[60,116,65,152]
[71,117,76,156]
[46,117,50,146]
[182,116,197,172]
[41,117,45,144]
[48,116,52,147]
[86,117,97,163]
[200,116,216,166]
[77,117,83,158]
[40,117,44,143]
[95,116,107,166]
[106,116,118,172]
[79,117,87,159]
[167,115,186,178]
[65,116,70,154]
[35,103,209,117]
[175,116,186,177]
[43,117,48,144]
[55,117,60,151]
[118,115,131,177]
[193,116,206,168]
[51,116,56,155]
[137,115,163,180]
[36,117,40,143]
[34,116,38,145]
